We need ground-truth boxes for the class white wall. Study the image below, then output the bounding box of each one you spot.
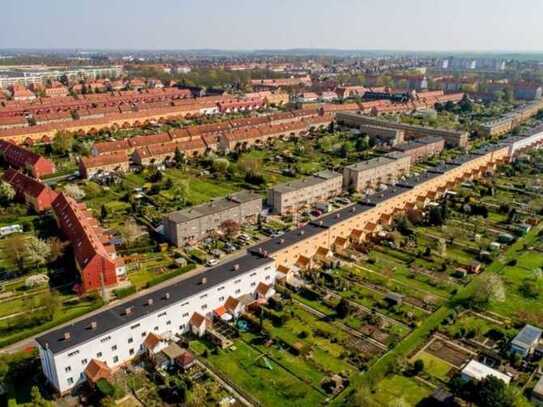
[40,261,276,393]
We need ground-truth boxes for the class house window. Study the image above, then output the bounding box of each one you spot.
[235,289,241,294]
[68,350,79,357]
[183,312,189,317]
[251,282,256,287]
[100,336,111,343]
[166,320,171,325]
[128,337,133,344]
[158,312,167,317]
[111,345,117,351]
[200,294,208,299]
[65,366,71,373]
[217,286,225,291]
[129,349,135,355]
[219,296,224,302]
[181,301,189,306]
[96,352,102,358]
[265,275,271,280]
[154,326,159,331]
[201,304,208,310]
[67,377,74,385]
[179,324,185,330]
[141,332,146,337]
[250,272,257,277]
[235,279,241,284]
[130,323,141,330]
[81,359,88,366]
[113,356,119,363]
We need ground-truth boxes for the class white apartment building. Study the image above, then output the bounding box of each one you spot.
[36,253,275,394]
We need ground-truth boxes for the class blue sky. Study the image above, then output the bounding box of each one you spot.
[3,0,543,51]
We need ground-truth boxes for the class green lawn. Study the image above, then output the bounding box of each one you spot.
[369,375,433,406]
[191,339,325,406]
[414,351,452,380]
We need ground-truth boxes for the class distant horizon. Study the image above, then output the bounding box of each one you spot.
[4,0,543,51]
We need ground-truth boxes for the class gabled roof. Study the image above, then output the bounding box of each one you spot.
[84,359,111,384]
[143,332,163,351]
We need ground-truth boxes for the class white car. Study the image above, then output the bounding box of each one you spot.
[206,258,219,267]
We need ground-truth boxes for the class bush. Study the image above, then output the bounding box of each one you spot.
[113,285,136,299]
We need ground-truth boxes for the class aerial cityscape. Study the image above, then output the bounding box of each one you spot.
[3,1,543,406]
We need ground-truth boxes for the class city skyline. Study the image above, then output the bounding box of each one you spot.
[4,0,543,51]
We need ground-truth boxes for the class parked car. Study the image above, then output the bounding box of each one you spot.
[310,210,322,217]
[224,243,237,253]
[206,258,219,267]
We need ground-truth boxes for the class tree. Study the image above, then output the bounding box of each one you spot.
[52,131,74,155]
[429,206,444,226]
[174,147,186,168]
[171,179,190,204]
[63,184,86,201]
[0,181,15,205]
[4,234,27,270]
[519,278,540,299]
[31,385,53,407]
[413,359,424,374]
[355,135,370,152]
[39,290,62,321]
[220,219,240,238]
[212,158,230,175]
[475,376,514,407]
[100,204,108,220]
[47,237,68,263]
[335,298,351,319]
[119,219,145,246]
[25,236,52,266]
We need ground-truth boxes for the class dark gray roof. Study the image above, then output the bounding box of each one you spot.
[396,171,441,188]
[165,190,262,223]
[36,253,273,354]
[250,222,326,256]
[310,203,374,228]
[362,184,410,205]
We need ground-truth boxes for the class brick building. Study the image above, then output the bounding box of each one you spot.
[2,168,58,212]
[0,140,56,178]
[52,193,126,293]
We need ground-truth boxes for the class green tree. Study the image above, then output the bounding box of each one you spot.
[100,204,108,220]
[212,158,230,175]
[476,376,514,407]
[25,236,52,266]
[174,147,185,168]
[52,131,74,156]
[0,180,15,205]
[4,233,27,270]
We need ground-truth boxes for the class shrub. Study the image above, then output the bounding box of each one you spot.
[113,286,136,299]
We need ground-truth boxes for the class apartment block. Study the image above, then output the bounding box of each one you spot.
[267,170,343,214]
[359,124,405,146]
[164,191,262,246]
[343,153,411,193]
[392,136,445,164]
[36,253,275,394]
[336,112,469,148]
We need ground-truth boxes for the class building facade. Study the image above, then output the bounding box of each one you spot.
[164,191,263,246]
[267,170,343,214]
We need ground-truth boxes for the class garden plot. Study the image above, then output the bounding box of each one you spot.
[190,338,325,407]
[423,337,475,368]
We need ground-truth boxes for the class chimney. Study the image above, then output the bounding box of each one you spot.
[279,238,285,244]
[165,292,170,300]
[233,264,240,271]
[125,307,132,315]
[201,277,208,285]
[263,250,268,257]
[90,321,97,329]
[64,332,71,341]
[147,298,154,306]
[299,230,305,236]
[336,213,341,218]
